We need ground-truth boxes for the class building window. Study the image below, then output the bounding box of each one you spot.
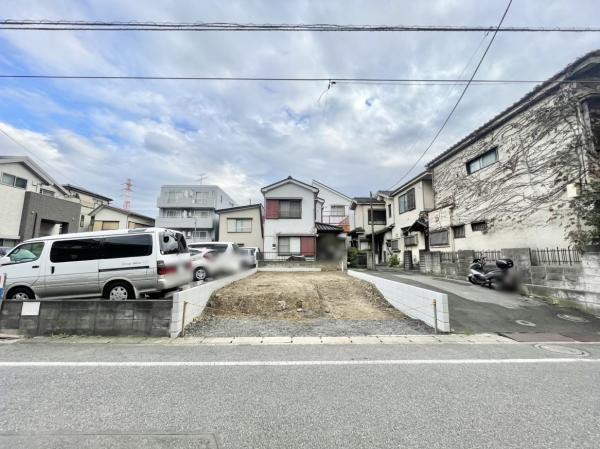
[278,236,301,254]
[390,239,400,251]
[164,209,182,218]
[430,229,449,246]
[190,210,209,218]
[466,148,498,174]
[452,225,466,238]
[398,188,416,213]
[1,172,28,189]
[585,97,600,152]
[404,234,418,246]
[80,215,85,228]
[0,239,18,248]
[279,200,302,218]
[40,188,55,197]
[471,221,487,232]
[330,205,345,216]
[101,221,120,230]
[387,204,392,218]
[368,209,386,225]
[227,218,252,233]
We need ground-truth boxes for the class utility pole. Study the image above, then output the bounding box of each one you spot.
[369,191,376,271]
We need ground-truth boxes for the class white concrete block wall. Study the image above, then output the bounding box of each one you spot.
[170,268,257,337]
[348,270,450,332]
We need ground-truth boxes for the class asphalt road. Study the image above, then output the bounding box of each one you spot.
[1,341,599,449]
[367,270,600,336]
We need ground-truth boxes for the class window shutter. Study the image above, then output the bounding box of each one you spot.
[266,199,279,218]
[300,236,315,256]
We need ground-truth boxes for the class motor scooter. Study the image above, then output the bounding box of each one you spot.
[467,257,516,290]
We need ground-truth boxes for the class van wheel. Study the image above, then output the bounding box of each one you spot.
[194,267,207,281]
[104,282,135,301]
[7,287,35,300]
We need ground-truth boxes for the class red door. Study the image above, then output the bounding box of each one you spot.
[300,236,316,257]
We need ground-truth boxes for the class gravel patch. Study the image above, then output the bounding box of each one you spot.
[185,316,431,337]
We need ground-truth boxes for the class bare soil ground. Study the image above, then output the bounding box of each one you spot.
[203,271,405,320]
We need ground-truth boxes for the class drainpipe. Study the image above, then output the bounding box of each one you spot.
[31,211,38,239]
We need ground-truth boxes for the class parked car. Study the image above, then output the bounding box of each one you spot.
[239,247,259,268]
[0,228,191,300]
[189,248,217,281]
[188,242,242,276]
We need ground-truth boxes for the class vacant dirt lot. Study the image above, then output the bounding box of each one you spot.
[203,271,404,320]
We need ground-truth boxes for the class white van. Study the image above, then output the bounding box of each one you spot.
[0,228,191,300]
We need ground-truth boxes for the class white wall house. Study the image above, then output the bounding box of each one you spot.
[311,180,355,232]
[262,176,319,258]
[217,204,264,249]
[63,184,112,232]
[386,172,434,267]
[0,156,81,246]
[349,195,387,261]
[426,50,600,252]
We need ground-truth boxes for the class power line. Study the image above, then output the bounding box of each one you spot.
[1,20,599,32]
[386,0,514,191]
[1,74,598,85]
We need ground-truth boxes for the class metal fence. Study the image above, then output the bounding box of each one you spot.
[258,252,316,262]
[530,247,581,266]
[473,250,503,261]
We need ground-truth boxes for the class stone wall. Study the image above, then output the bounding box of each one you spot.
[0,299,172,337]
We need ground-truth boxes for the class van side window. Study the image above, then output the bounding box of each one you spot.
[50,239,101,263]
[102,234,152,259]
[7,242,44,264]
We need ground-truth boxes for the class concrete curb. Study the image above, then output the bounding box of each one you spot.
[12,333,528,345]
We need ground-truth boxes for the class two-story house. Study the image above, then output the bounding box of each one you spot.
[262,177,319,258]
[349,194,387,262]
[63,184,113,232]
[0,156,81,246]
[386,172,434,268]
[155,185,236,242]
[311,180,354,232]
[216,204,264,249]
[426,49,600,252]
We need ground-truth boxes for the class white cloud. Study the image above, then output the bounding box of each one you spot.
[0,0,598,211]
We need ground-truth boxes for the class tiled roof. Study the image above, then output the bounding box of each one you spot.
[315,222,343,232]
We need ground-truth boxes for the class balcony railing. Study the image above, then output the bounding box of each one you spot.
[321,214,351,231]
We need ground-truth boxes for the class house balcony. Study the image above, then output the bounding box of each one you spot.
[155,216,214,229]
[321,214,351,232]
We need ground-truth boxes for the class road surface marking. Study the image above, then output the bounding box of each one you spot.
[0,358,598,367]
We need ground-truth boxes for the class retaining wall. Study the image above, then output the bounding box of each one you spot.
[0,299,172,337]
[170,268,257,338]
[348,270,450,332]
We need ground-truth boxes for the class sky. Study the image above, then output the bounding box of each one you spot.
[0,0,598,216]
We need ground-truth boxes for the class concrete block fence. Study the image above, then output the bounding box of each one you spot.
[348,270,450,332]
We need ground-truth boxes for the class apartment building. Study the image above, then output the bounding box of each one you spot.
[155,185,236,242]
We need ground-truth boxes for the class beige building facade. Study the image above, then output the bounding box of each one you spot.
[216,204,264,248]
